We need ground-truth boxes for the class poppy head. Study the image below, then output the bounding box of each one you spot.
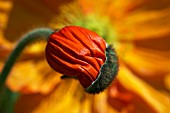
[45,26,118,94]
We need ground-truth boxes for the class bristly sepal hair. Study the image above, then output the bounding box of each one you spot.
[85,44,119,94]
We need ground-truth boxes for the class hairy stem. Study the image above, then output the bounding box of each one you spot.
[0,28,53,113]
[0,28,53,88]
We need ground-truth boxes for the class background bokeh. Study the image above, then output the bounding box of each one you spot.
[0,0,170,113]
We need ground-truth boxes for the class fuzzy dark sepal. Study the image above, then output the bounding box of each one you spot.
[85,45,119,94]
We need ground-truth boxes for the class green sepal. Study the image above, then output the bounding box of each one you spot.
[85,45,119,94]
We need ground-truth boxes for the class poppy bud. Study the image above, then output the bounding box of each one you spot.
[45,26,118,94]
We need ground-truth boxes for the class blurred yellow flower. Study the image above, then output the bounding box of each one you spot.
[0,0,170,113]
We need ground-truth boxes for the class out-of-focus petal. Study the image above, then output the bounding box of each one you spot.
[78,0,149,18]
[0,0,13,58]
[4,0,73,41]
[121,46,170,90]
[15,79,90,113]
[122,47,170,75]
[133,36,170,51]
[0,40,12,61]
[164,74,170,91]
[0,0,13,30]
[112,64,170,113]
[6,60,62,94]
[93,92,118,113]
[116,2,170,41]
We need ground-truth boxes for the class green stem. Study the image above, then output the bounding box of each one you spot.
[0,28,53,88]
[0,28,53,113]
[0,87,19,113]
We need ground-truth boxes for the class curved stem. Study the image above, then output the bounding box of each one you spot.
[0,28,54,88]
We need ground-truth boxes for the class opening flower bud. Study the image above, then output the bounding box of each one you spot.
[45,26,118,94]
